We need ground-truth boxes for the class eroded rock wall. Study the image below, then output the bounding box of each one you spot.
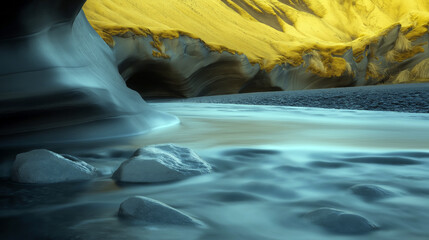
[0,1,178,150]
[110,26,429,98]
[83,0,429,98]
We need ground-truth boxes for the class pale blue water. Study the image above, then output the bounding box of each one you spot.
[1,103,429,240]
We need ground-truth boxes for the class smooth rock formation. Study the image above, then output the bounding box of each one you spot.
[113,144,212,183]
[118,196,201,226]
[112,35,260,98]
[12,149,96,184]
[0,0,178,149]
[305,208,378,235]
[350,184,394,201]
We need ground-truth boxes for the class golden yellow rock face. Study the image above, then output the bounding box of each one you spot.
[83,0,429,79]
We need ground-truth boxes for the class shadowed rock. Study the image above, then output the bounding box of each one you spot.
[0,0,178,151]
[305,208,378,235]
[118,196,201,226]
[12,149,96,184]
[350,184,394,201]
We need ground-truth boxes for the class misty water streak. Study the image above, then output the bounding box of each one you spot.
[1,103,429,240]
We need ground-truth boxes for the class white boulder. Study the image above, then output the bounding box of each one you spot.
[12,149,97,184]
[118,196,201,226]
[112,144,211,183]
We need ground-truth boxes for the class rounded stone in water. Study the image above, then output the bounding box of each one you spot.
[305,208,378,235]
[350,184,394,201]
[113,144,212,183]
[118,196,201,226]
[12,149,97,184]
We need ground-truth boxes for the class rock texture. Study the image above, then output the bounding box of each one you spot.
[0,0,178,150]
[118,196,201,226]
[305,208,378,235]
[109,31,429,98]
[113,144,212,183]
[12,149,96,184]
[113,36,260,98]
[350,184,394,201]
[83,0,429,98]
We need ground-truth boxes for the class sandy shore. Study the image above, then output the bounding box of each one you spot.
[150,83,429,113]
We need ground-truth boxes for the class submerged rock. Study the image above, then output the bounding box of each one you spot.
[112,144,211,183]
[305,208,378,235]
[350,184,394,201]
[118,196,201,226]
[12,149,97,184]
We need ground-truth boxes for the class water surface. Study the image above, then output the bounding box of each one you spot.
[1,103,429,240]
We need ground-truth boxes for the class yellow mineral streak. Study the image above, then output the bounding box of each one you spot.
[83,0,429,76]
[393,59,429,83]
[411,58,429,79]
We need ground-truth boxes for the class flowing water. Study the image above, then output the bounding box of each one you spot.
[1,103,429,239]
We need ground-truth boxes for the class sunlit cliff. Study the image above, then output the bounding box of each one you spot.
[83,0,429,97]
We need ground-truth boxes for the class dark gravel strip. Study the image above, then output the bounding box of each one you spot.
[149,83,429,113]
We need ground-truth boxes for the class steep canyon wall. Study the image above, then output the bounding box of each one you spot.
[83,0,429,97]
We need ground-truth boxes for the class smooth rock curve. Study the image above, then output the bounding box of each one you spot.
[350,184,394,201]
[118,196,201,226]
[12,149,97,184]
[0,0,178,150]
[305,208,378,235]
[113,144,212,183]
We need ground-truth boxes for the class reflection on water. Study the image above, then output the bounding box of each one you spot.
[1,103,429,239]
[139,103,429,150]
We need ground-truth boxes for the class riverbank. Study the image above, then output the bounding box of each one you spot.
[150,83,429,113]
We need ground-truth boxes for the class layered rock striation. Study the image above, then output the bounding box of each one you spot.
[83,0,429,97]
[0,0,178,149]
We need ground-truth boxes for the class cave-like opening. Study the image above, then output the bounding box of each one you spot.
[118,59,186,99]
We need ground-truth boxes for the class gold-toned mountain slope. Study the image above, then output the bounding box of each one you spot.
[83,0,428,70]
[82,0,429,96]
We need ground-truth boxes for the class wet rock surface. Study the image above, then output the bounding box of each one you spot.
[12,149,96,184]
[350,184,395,201]
[118,196,201,226]
[112,144,212,183]
[305,208,378,235]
